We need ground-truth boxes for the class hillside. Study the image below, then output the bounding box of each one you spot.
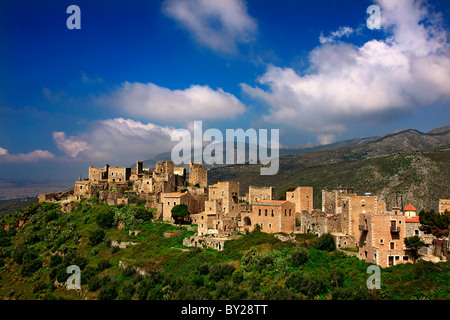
[0,201,449,300]
[142,124,450,169]
[209,147,450,212]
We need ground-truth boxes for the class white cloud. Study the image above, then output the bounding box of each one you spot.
[53,132,89,157]
[0,147,55,163]
[242,0,450,144]
[319,26,355,44]
[53,118,179,164]
[162,0,257,53]
[100,82,246,123]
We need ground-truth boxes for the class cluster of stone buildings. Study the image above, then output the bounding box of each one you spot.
[39,161,449,268]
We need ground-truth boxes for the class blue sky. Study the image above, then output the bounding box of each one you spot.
[1,0,450,182]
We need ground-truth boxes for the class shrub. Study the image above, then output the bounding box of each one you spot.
[120,283,136,300]
[45,210,59,224]
[21,258,43,277]
[133,207,153,222]
[285,272,329,298]
[89,229,105,246]
[96,209,115,229]
[292,248,309,266]
[88,276,101,292]
[313,233,336,252]
[210,263,236,281]
[50,255,63,268]
[97,259,112,271]
[98,281,119,300]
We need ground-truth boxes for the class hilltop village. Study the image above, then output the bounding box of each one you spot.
[39,161,450,268]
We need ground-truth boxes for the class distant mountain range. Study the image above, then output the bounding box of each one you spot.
[1,124,449,204]
[207,124,450,212]
[142,124,450,169]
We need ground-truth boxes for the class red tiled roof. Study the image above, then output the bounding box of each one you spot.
[405,216,420,223]
[255,200,287,205]
[163,192,187,197]
[404,204,417,211]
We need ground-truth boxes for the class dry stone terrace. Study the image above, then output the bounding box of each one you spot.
[39,161,449,267]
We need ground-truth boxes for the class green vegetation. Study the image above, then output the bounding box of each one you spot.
[171,204,191,226]
[209,147,450,212]
[419,209,450,238]
[0,202,449,300]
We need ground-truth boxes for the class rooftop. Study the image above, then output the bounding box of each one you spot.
[405,216,420,223]
[404,204,417,211]
[255,200,287,205]
[163,192,187,197]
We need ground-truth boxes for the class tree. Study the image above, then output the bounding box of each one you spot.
[419,209,450,238]
[96,209,115,229]
[313,233,336,252]
[171,204,190,226]
[404,236,425,263]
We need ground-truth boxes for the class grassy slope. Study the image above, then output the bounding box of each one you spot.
[0,202,449,300]
[209,148,450,211]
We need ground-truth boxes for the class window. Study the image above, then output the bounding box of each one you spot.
[271,210,274,217]
[380,239,384,244]
[390,242,395,250]
[173,202,176,205]
[361,200,365,207]
[268,223,272,228]
[403,256,409,261]
[258,209,261,216]
[167,202,170,205]
[415,230,419,235]
[265,209,267,216]
[289,209,292,216]
[284,209,287,216]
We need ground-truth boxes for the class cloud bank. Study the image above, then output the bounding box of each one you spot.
[100,82,246,123]
[0,147,55,164]
[162,0,257,53]
[242,0,450,144]
[52,118,178,164]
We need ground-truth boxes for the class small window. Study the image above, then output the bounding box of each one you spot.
[258,209,261,216]
[380,239,384,244]
[271,210,274,217]
[268,223,272,228]
[265,209,267,216]
[289,209,292,216]
[167,202,170,205]
[403,256,409,261]
[173,202,176,205]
